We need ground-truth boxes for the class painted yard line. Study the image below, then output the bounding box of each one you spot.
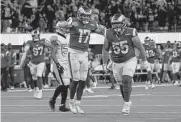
[1,111,181,114]
[2,94,181,98]
[5,84,173,92]
[1,104,181,107]
[1,94,150,98]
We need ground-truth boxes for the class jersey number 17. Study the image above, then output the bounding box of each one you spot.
[78,29,90,44]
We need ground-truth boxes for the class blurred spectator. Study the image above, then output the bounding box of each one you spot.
[158,5,168,30]
[1,1,13,33]
[1,0,181,33]
[45,5,55,32]
[6,43,16,90]
[1,43,9,91]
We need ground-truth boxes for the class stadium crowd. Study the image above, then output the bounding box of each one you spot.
[1,0,181,33]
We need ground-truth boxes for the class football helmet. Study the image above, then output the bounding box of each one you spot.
[174,41,181,49]
[144,37,151,45]
[77,6,91,24]
[50,35,59,46]
[32,30,40,42]
[111,13,128,35]
[150,39,156,48]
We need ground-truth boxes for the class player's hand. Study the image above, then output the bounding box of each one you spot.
[56,63,64,74]
[142,60,149,69]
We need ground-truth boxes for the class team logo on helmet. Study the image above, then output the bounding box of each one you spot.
[77,6,92,24]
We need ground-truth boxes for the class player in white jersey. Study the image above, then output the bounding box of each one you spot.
[49,28,70,112]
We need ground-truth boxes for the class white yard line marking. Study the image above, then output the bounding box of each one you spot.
[1,105,181,107]
[1,111,181,114]
[1,94,150,98]
[4,84,173,92]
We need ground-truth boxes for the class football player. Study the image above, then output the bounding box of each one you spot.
[102,13,148,115]
[56,6,105,114]
[143,37,161,89]
[20,30,48,99]
[48,28,71,112]
[170,41,181,85]
[161,41,172,83]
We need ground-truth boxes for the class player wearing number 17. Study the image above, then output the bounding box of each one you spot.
[20,30,48,99]
[56,6,105,114]
[102,13,148,115]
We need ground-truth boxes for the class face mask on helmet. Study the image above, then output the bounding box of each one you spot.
[77,6,91,24]
[50,36,59,46]
[111,22,126,35]
[32,30,40,42]
[144,37,151,45]
[111,14,127,35]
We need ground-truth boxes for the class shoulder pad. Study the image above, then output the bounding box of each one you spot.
[26,40,32,46]
[67,17,73,25]
[125,28,138,37]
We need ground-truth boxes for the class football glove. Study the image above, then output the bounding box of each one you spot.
[142,60,149,69]
[56,63,64,74]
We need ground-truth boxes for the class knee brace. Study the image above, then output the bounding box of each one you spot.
[122,75,132,92]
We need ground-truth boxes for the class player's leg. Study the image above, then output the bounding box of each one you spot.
[145,63,153,89]
[172,62,180,85]
[75,53,89,114]
[58,63,70,112]
[121,57,137,115]
[68,52,80,113]
[36,62,46,99]
[29,62,38,97]
[112,62,124,99]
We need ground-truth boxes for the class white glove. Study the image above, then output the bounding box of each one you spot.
[142,60,149,69]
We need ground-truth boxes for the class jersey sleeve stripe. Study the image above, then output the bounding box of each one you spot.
[133,28,137,36]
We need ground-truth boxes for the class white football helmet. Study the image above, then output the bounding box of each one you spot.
[111,13,128,35]
[77,6,92,24]
[32,29,40,42]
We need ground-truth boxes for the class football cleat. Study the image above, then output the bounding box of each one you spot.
[59,104,70,112]
[85,88,94,93]
[36,89,42,99]
[49,98,56,111]
[151,83,155,89]
[33,87,38,98]
[69,99,78,114]
[75,100,84,114]
[122,101,132,115]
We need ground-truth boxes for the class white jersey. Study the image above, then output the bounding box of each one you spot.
[53,36,68,64]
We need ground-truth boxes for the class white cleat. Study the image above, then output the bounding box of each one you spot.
[10,86,14,90]
[93,82,97,88]
[76,100,84,114]
[28,88,33,92]
[33,87,38,98]
[69,99,78,114]
[43,84,49,88]
[174,81,179,86]
[85,88,94,93]
[36,90,42,99]
[145,82,149,90]
[151,83,155,89]
[122,101,132,115]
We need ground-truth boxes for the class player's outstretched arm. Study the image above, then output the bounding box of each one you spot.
[132,36,147,62]
[56,17,73,29]
[94,24,107,36]
[19,45,30,68]
[102,38,110,68]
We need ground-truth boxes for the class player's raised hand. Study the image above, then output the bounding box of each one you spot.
[56,63,64,74]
